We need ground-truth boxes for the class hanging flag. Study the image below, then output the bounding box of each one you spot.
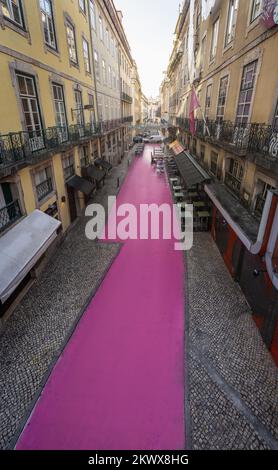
[189,87,200,135]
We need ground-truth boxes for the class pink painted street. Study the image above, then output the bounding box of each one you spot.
[16,146,186,450]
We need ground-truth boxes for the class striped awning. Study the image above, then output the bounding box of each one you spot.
[169,140,185,156]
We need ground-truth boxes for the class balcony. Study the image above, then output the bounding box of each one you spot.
[176,118,278,162]
[121,92,133,104]
[36,177,53,202]
[0,200,22,233]
[122,116,133,123]
[0,123,101,177]
[100,119,123,133]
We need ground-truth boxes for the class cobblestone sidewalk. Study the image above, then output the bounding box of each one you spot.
[186,233,278,450]
[0,152,133,450]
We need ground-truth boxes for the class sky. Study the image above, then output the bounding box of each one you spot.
[114,0,181,98]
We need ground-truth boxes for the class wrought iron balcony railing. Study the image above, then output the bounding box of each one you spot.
[0,123,101,173]
[121,92,133,104]
[36,177,53,201]
[176,118,278,159]
[122,116,133,123]
[0,199,22,232]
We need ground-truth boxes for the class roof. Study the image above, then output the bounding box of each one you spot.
[169,140,185,155]
[87,165,106,182]
[95,159,113,171]
[0,210,61,303]
[174,151,211,188]
[205,182,260,243]
[67,175,95,195]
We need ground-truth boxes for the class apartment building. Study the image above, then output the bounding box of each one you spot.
[147,97,161,122]
[0,0,141,321]
[117,9,133,154]
[141,93,149,123]
[162,0,278,358]
[131,61,142,129]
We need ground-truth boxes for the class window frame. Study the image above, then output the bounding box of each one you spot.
[40,0,57,51]
[210,17,219,62]
[65,20,78,66]
[0,0,25,29]
[205,83,212,118]
[99,16,104,42]
[89,0,96,30]
[236,60,258,125]
[225,0,238,47]
[216,75,229,123]
[82,37,91,73]
[78,0,86,15]
[250,0,262,24]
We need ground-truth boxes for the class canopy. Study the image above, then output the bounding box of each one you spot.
[0,210,61,304]
[169,140,185,156]
[67,175,95,195]
[174,151,210,188]
[94,159,113,171]
[87,165,106,182]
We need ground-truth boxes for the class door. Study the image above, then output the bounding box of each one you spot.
[67,186,77,223]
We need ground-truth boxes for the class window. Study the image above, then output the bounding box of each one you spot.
[225,159,243,193]
[0,182,22,231]
[80,146,89,167]
[273,100,278,132]
[255,180,275,216]
[98,95,103,121]
[111,35,114,56]
[1,0,24,28]
[205,84,212,118]
[79,0,85,14]
[102,59,106,84]
[66,22,78,64]
[225,0,238,46]
[236,60,258,124]
[210,18,219,61]
[40,0,56,49]
[216,76,229,122]
[89,0,96,30]
[200,144,205,161]
[105,28,109,49]
[74,90,84,127]
[99,16,103,41]
[82,38,90,73]
[35,167,53,201]
[94,50,100,82]
[52,83,67,142]
[200,36,206,71]
[63,154,74,180]
[16,73,44,151]
[108,65,112,88]
[250,0,262,23]
[210,151,218,176]
[88,94,95,127]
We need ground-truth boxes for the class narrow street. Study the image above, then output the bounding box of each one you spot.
[16,146,186,450]
[0,0,278,459]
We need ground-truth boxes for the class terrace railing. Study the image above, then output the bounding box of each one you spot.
[176,118,278,159]
[0,123,101,173]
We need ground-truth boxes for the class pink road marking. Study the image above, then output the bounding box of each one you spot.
[16,145,186,450]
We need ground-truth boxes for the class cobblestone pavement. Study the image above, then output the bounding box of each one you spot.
[186,233,278,450]
[0,152,133,450]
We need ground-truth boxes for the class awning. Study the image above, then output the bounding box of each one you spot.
[67,175,95,195]
[174,151,211,188]
[0,210,61,304]
[87,165,106,182]
[95,159,113,171]
[169,140,185,155]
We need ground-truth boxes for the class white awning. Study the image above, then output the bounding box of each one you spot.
[0,210,61,304]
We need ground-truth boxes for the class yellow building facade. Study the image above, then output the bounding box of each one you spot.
[163,0,278,218]
[0,0,102,235]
